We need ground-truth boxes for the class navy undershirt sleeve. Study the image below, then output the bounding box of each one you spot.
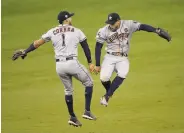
[80,39,92,64]
[24,43,36,54]
[139,24,156,32]
[95,42,103,66]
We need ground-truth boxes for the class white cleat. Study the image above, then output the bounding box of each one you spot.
[100,96,108,107]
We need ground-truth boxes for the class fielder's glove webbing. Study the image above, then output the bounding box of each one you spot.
[156,28,171,42]
[12,49,27,61]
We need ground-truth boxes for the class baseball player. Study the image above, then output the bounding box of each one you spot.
[94,13,171,106]
[12,11,96,127]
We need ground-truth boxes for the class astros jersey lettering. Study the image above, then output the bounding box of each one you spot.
[96,20,141,54]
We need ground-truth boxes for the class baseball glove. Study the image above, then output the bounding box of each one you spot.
[156,28,171,42]
[12,49,27,61]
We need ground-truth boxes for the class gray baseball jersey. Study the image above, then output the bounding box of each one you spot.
[41,24,93,95]
[42,24,86,58]
[96,20,141,54]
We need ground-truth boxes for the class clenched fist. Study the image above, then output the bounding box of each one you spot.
[89,63,95,73]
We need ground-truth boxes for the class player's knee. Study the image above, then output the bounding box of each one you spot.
[83,81,93,87]
[83,75,93,87]
[117,73,127,79]
[64,88,74,95]
[100,75,110,82]
[83,79,93,87]
[117,68,129,79]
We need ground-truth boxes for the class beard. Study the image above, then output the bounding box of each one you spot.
[112,26,118,32]
[109,25,118,32]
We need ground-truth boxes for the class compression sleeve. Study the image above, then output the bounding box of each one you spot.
[95,42,103,66]
[139,24,156,32]
[80,39,92,64]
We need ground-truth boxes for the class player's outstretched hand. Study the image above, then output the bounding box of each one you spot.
[89,63,95,73]
[94,66,101,75]
[12,49,27,61]
[156,28,171,42]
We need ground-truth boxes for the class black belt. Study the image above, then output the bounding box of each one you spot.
[107,52,128,57]
[56,57,74,62]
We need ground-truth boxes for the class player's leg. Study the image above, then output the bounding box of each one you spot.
[58,74,75,116]
[73,60,96,120]
[105,57,129,104]
[101,81,111,94]
[57,74,82,126]
[56,64,82,127]
[99,56,116,106]
[100,56,115,94]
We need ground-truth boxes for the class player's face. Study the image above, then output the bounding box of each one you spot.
[109,21,120,32]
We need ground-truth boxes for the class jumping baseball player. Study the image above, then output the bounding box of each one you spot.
[12,11,96,127]
[94,13,171,106]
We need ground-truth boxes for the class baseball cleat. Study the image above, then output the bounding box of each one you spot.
[100,96,108,107]
[68,116,82,127]
[82,110,97,120]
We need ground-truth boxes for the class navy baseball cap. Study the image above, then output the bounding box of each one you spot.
[58,11,74,24]
[105,13,121,25]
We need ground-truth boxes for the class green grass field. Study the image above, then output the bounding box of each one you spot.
[2,0,184,133]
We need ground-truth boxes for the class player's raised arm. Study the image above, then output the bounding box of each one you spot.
[12,30,52,61]
[130,20,171,42]
[139,24,171,42]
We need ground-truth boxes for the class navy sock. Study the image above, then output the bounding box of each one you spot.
[101,80,111,94]
[65,95,76,117]
[107,76,125,97]
[85,86,93,111]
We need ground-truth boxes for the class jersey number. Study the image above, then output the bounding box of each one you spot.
[62,34,65,46]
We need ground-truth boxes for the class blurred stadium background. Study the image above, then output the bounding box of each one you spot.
[2,0,184,132]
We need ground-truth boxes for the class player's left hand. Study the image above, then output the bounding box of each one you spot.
[89,63,95,73]
[156,28,171,42]
[12,49,27,61]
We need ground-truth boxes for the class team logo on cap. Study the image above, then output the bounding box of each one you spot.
[65,15,68,18]
[109,16,112,20]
